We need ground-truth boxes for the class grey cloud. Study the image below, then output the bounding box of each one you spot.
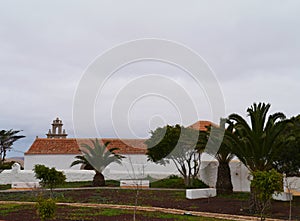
[0,0,299,157]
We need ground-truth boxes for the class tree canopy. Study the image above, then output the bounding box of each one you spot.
[0,129,25,165]
[228,102,289,172]
[33,164,66,197]
[273,115,300,176]
[146,124,205,187]
[227,102,290,213]
[71,139,124,186]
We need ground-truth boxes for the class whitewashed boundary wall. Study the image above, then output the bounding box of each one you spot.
[0,163,95,185]
[3,162,300,193]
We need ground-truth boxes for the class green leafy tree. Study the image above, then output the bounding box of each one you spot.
[0,129,25,165]
[251,169,283,220]
[146,125,204,188]
[70,139,124,187]
[33,164,66,197]
[273,115,300,176]
[228,102,289,212]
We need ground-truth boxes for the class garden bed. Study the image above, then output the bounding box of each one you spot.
[0,189,299,220]
[0,203,229,221]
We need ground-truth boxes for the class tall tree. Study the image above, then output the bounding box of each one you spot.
[70,139,124,186]
[197,118,235,194]
[213,119,235,194]
[0,129,25,165]
[228,102,289,212]
[228,103,288,172]
[273,115,300,176]
[146,125,204,187]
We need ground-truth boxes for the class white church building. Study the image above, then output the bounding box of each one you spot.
[22,117,251,191]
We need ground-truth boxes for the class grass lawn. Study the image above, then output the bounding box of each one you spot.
[0,189,299,220]
[0,180,120,190]
[150,177,208,189]
[0,177,208,190]
[0,184,10,190]
[0,203,232,221]
[1,177,299,220]
[56,180,120,188]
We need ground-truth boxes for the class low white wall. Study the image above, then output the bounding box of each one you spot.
[21,154,259,192]
[0,164,95,185]
[103,154,179,180]
[286,177,300,192]
[22,153,252,191]
[24,154,80,170]
[186,188,217,199]
[6,162,300,193]
[200,160,251,192]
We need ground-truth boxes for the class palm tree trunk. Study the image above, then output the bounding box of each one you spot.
[216,162,233,194]
[93,171,105,187]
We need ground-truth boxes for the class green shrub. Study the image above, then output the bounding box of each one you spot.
[251,169,283,219]
[36,197,56,221]
[33,164,66,197]
[151,177,208,189]
[251,169,283,203]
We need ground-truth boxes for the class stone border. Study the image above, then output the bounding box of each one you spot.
[0,201,284,221]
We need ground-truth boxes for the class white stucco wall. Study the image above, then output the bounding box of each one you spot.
[103,154,180,180]
[24,154,80,170]
[14,147,300,193]
[200,160,251,191]
[24,153,180,179]
[0,163,95,185]
[103,154,251,192]
[0,158,273,193]
[23,153,252,191]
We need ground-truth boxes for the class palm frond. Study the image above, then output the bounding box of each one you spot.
[71,138,125,173]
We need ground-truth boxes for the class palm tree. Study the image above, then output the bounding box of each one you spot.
[228,103,288,172]
[70,139,124,186]
[228,102,289,212]
[0,129,25,166]
[213,119,235,194]
[198,118,235,194]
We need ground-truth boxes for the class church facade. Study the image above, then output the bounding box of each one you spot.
[24,118,217,178]
[24,118,251,191]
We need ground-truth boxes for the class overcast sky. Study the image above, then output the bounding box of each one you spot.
[1,1,300,157]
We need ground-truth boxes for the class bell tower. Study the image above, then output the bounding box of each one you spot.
[46,117,68,138]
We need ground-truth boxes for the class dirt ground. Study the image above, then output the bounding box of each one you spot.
[60,189,300,220]
[0,189,299,220]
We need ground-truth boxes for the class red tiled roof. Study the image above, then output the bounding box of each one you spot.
[187,120,217,131]
[25,121,217,155]
[25,138,147,155]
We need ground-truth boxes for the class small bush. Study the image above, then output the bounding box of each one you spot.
[151,177,208,189]
[33,164,66,197]
[36,197,56,221]
[251,169,283,219]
